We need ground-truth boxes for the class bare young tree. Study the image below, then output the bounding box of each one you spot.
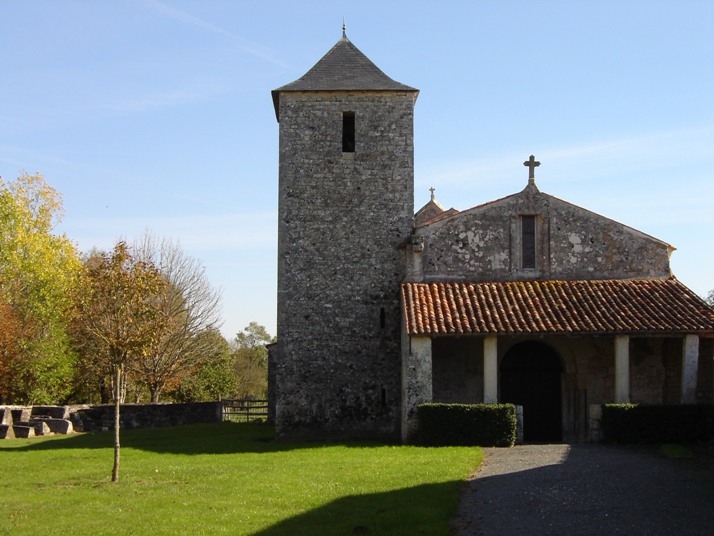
[130,233,223,402]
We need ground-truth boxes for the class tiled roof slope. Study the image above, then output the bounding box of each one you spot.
[402,278,714,336]
[272,35,417,119]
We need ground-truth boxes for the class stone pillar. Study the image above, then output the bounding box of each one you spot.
[588,404,603,443]
[681,334,699,403]
[515,405,524,444]
[401,335,432,443]
[483,336,498,403]
[614,335,630,403]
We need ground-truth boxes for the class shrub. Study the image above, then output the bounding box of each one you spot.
[417,403,516,447]
[601,403,714,444]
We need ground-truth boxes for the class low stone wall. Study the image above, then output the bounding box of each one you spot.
[1,402,223,438]
[69,402,223,432]
[0,405,74,439]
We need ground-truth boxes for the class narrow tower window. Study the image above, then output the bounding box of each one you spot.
[342,111,355,152]
[521,215,536,269]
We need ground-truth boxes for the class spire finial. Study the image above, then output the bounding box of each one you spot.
[429,187,436,201]
[342,18,347,38]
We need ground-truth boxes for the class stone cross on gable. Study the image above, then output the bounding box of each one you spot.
[429,186,435,201]
[523,155,540,182]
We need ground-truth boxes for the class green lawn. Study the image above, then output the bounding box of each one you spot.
[0,423,482,535]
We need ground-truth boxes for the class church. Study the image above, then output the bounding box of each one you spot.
[268,30,714,443]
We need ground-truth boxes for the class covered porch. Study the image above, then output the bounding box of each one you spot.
[400,278,714,443]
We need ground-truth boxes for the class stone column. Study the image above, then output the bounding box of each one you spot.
[681,334,699,403]
[483,336,498,403]
[401,334,432,443]
[614,335,630,403]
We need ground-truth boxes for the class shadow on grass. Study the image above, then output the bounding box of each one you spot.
[0,422,391,455]
[252,480,460,536]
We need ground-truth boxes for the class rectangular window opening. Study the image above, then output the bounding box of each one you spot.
[342,111,355,153]
[521,215,536,269]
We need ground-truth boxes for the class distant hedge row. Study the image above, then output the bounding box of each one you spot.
[601,404,714,443]
[416,403,517,447]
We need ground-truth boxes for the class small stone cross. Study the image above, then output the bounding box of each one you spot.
[523,155,541,181]
[429,187,435,201]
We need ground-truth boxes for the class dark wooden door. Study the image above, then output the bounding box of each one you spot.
[501,342,562,443]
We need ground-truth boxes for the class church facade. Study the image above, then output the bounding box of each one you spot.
[269,31,714,442]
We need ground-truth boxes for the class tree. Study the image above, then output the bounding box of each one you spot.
[0,302,22,401]
[130,233,223,402]
[0,172,81,403]
[73,241,167,482]
[232,322,274,399]
[168,329,236,402]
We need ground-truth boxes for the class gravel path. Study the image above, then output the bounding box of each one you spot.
[451,444,714,536]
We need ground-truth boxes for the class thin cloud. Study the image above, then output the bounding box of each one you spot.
[61,212,277,254]
[100,80,230,114]
[419,125,714,189]
[3,72,233,134]
[144,0,289,69]
[416,125,714,238]
[144,0,238,40]
[546,126,714,176]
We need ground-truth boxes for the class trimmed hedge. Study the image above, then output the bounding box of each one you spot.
[601,403,714,444]
[417,403,516,447]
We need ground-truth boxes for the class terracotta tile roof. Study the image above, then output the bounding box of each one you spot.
[402,278,714,336]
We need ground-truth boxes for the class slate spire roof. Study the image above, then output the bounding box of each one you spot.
[272,32,418,120]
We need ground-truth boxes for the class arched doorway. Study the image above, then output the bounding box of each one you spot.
[501,341,563,443]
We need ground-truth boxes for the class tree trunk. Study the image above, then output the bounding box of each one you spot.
[111,364,121,482]
[119,368,127,403]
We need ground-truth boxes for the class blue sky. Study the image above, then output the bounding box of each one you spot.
[2,1,712,339]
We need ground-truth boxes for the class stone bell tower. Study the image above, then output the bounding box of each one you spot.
[270,28,418,440]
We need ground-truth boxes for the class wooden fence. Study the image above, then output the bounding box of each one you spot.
[221,399,268,423]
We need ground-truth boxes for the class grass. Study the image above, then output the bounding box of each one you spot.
[659,443,694,459]
[0,423,482,535]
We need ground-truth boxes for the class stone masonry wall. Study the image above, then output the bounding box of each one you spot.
[432,337,484,404]
[414,184,671,282]
[1,403,222,438]
[70,402,222,432]
[275,91,415,440]
[1,405,74,439]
